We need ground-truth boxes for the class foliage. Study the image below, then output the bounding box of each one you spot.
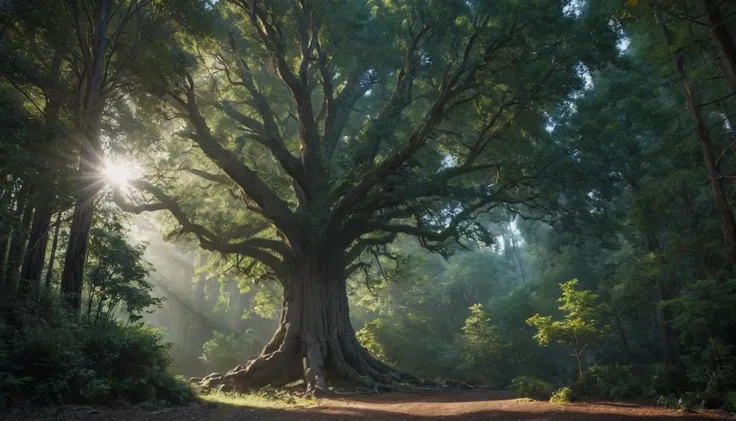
[356,320,393,366]
[0,291,193,407]
[661,279,736,394]
[202,389,316,409]
[527,279,609,384]
[84,220,160,323]
[200,330,264,373]
[510,376,554,399]
[583,363,644,398]
[461,304,505,386]
[550,387,573,404]
[2,0,736,404]
[725,391,736,413]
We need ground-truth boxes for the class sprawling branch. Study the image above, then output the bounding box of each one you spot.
[220,100,308,186]
[330,19,523,224]
[230,0,322,178]
[358,201,495,256]
[344,232,398,265]
[112,180,289,276]
[320,63,375,155]
[185,168,232,185]
[216,45,310,197]
[167,73,298,242]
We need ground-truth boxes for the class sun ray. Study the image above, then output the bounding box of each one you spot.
[103,159,137,187]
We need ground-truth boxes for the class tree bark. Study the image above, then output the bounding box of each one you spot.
[44,212,62,288]
[5,186,33,289]
[60,184,98,312]
[200,254,418,394]
[660,14,736,270]
[612,311,633,363]
[703,0,736,90]
[17,202,51,295]
[652,272,675,365]
[0,190,13,284]
[681,184,709,278]
[60,0,111,313]
[628,175,677,366]
[20,53,63,294]
[575,351,584,385]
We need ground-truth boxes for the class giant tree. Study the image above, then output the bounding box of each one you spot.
[115,0,614,393]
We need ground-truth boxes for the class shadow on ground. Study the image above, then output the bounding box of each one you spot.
[4,391,731,421]
[328,389,516,404]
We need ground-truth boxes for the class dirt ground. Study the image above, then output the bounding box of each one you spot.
[5,390,734,421]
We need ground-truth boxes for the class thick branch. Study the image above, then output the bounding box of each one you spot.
[232,0,321,174]
[220,100,309,189]
[344,232,399,265]
[168,73,297,241]
[112,180,289,276]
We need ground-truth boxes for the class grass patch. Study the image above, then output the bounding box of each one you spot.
[200,390,317,409]
[514,397,537,403]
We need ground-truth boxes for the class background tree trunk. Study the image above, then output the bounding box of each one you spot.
[660,14,736,271]
[44,212,62,288]
[0,190,14,284]
[60,180,97,312]
[60,0,111,313]
[629,175,677,366]
[20,54,63,294]
[6,187,33,289]
[703,0,736,90]
[21,202,53,292]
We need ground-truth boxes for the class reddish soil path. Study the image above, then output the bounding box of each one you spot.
[5,391,734,420]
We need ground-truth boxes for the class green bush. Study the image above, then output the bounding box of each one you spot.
[550,387,573,404]
[510,376,553,399]
[0,293,194,407]
[200,330,264,374]
[725,391,736,413]
[723,390,736,412]
[584,363,643,398]
[648,363,682,396]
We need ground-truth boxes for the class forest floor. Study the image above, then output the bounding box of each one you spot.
[4,390,734,420]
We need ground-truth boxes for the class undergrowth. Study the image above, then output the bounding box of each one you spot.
[201,388,317,408]
[549,387,573,405]
[0,291,194,409]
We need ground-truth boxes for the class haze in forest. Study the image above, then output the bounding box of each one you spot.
[1,0,736,414]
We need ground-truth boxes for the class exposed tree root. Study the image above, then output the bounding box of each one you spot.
[189,267,476,396]
[190,334,475,396]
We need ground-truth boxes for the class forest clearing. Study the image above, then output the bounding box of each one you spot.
[3,0,736,418]
[4,391,734,421]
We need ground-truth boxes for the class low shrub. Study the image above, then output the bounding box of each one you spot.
[584,363,644,398]
[200,330,263,374]
[725,391,736,413]
[648,364,682,396]
[550,387,573,404]
[510,376,553,399]
[0,293,194,407]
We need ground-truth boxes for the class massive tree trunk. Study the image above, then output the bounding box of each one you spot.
[200,253,416,394]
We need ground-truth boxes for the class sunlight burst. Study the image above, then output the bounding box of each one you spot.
[102,160,136,187]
